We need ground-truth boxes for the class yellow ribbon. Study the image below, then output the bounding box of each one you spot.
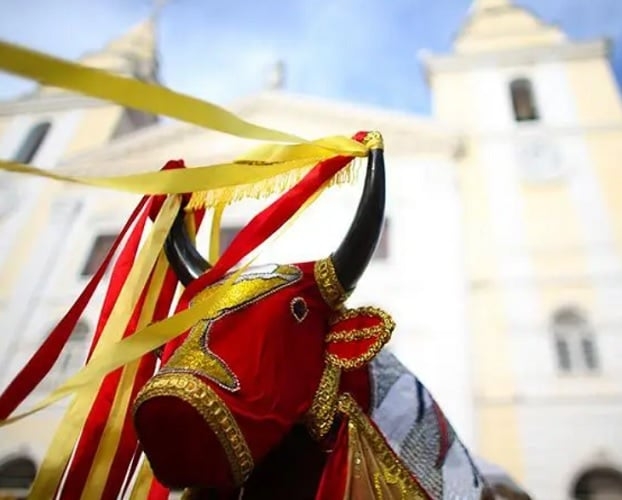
[0,40,367,205]
[209,204,226,263]
[26,195,180,498]
[128,460,156,500]
[0,40,301,145]
[0,156,335,195]
[81,251,171,499]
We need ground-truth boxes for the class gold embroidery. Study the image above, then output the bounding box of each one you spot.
[373,469,408,499]
[133,372,254,486]
[305,361,341,441]
[161,320,240,391]
[338,394,427,499]
[162,265,303,390]
[362,131,384,150]
[314,258,349,310]
[326,307,395,371]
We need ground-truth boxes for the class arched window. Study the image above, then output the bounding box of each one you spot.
[510,78,539,122]
[552,308,599,375]
[573,466,622,500]
[13,121,51,164]
[0,456,36,497]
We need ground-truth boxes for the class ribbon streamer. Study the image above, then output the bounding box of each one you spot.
[0,40,304,145]
[0,40,367,206]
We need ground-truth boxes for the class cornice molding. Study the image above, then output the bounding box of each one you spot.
[421,39,610,76]
[0,93,111,116]
[58,91,463,174]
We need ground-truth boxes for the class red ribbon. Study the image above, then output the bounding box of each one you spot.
[0,196,150,419]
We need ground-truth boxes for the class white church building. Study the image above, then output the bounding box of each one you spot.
[1,0,622,498]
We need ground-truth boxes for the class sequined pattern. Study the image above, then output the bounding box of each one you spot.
[313,258,348,310]
[305,361,341,440]
[338,394,428,499]
[370,350,486,500]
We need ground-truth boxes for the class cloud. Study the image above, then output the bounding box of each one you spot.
[0,0,621,114]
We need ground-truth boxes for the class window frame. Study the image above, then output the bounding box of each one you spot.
[80,232,119,278]
[551,307,600,376]
[509,77,540,123]
[13,121,52,164]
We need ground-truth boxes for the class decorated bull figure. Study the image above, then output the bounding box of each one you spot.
[0,40,537,500]
[129,131,533,500]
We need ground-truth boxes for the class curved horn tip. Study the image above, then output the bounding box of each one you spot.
[164,205,212,286]
[362,131,384,151]
[330,135,386,294]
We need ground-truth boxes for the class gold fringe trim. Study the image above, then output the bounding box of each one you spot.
[186,158,362,211]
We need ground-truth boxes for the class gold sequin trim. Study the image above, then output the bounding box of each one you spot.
[133,372,254,486]
[304,361,341,441]
[161,319,240,392]
[314,257,349,310]
[325,306,395,371]
[338,393,427,499]
[362,131,384,150]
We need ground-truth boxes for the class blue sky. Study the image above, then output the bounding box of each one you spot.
[1,0,621,115]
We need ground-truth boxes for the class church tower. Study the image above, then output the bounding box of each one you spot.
[424,1,622,498]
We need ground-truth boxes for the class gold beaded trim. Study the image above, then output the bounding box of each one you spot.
[304,361,341,441]
[133,372,254,486]
[325,306,395,371]
[338,393,428,499]
[362,131,384,150]
[314,257,349,310]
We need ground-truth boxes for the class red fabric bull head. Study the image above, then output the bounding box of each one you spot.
[132,131,390,493]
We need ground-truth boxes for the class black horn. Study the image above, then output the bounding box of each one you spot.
[164,208,212,287]
[164,131,385,289]
[330,131,385,292]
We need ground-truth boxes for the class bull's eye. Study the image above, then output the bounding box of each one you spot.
[290,297,308,323]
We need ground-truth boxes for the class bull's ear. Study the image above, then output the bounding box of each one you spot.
[325,307,395,370]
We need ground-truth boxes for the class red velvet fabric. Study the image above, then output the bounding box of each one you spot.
[135,135,370,491]
[326,309,390,369]
[135,261,332,491]
[135,134,372,493]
